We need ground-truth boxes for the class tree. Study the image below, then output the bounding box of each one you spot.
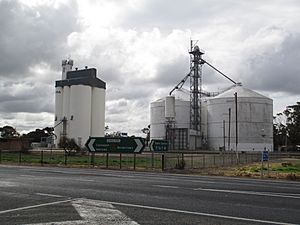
[23,127,54,143]
[273,113,288,150]
[141,125,150,146]
[284,102,300,146]
[0,126,19,138]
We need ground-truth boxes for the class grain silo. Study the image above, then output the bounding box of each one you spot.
[54,60,106,148]
[149,42,273,151]
[206,84,273,151]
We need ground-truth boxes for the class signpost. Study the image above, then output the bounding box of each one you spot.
[262,151,269,162]
[150,139,168,152]
[85,137,145,153]
[261,150,270,178]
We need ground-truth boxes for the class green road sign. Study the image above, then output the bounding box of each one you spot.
[85,137,145,153]
[150,139,168,152]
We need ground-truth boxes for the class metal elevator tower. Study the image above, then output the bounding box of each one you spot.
[189,41,205,132]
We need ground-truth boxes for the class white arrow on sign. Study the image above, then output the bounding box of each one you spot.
[134,138,144,153]
[149,140,154,151]
[87,139,96,152]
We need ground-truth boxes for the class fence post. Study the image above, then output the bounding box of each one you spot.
[222,153,225,166]
[203,154,206,168]
[106,153,109,168]
[191,154,193,169]
[151,152,154,169]
[120,153,122,169]
[41,150,44,166]
[213,155,216,167]
[161,154,165,171]
[133,153,136,170]
[91,152,95,167]
[0,150,2,163]
[64,152,67,165]
[19,151,22,164]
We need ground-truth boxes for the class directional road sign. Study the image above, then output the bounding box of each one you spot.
[150,139,168,152]
[86,137,145,153]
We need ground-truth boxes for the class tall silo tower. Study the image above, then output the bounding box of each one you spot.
[54,60,106,148]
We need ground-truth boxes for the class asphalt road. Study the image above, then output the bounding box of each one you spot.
[0,165,300,225]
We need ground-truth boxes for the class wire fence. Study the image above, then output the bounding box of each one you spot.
[1,150,298,171]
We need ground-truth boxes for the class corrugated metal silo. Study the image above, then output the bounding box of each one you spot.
[206,84,273,151]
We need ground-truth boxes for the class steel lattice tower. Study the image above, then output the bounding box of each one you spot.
[189,42,204,132]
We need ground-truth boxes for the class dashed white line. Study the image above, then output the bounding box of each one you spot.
[74,179,95,182]
[36,193,65,198]
[194,188,300,199]
[152,185,179,189]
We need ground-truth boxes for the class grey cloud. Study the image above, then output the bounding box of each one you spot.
[0,0,81,77]
[243,33,300,94]
[119,0,260,31]
[0,80,54,113]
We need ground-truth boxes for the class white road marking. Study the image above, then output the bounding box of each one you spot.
[153,185,179,189]
[36,193,65,198]
[74,179,95,182]
[102,200,297,225]
[0,199,72,214]
[194,188,300,199]
[0,181,17,187]
[20,175,37,178]
[73,198,140,225]
[22,198,140,225]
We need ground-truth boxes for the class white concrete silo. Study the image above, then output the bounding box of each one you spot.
[206,84,273,151]
[69,85,92,147]
[54,86,63,145]
[91,87,106,137]
[54,60,106,148]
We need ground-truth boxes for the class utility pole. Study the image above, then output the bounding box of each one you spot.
[234,92,239,162]
[228,108,231,151]
[223,120,226,151]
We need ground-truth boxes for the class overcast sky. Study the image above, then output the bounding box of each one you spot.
[1,0,300,135]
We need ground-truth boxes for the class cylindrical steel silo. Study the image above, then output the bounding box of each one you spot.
[150,99,166,140]
[150,98,190,140]
[206,84,273,151]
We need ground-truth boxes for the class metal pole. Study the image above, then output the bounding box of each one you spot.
[151,152,154,169]
[64,152,67,165]
[228,108,231,151]
[120,153,122,169]
[41,150,44,166]
[106,153,109,169]
[19,151,22,164]
[223,120,226,151]
[234,92,239,162]
[133,153,136,171]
